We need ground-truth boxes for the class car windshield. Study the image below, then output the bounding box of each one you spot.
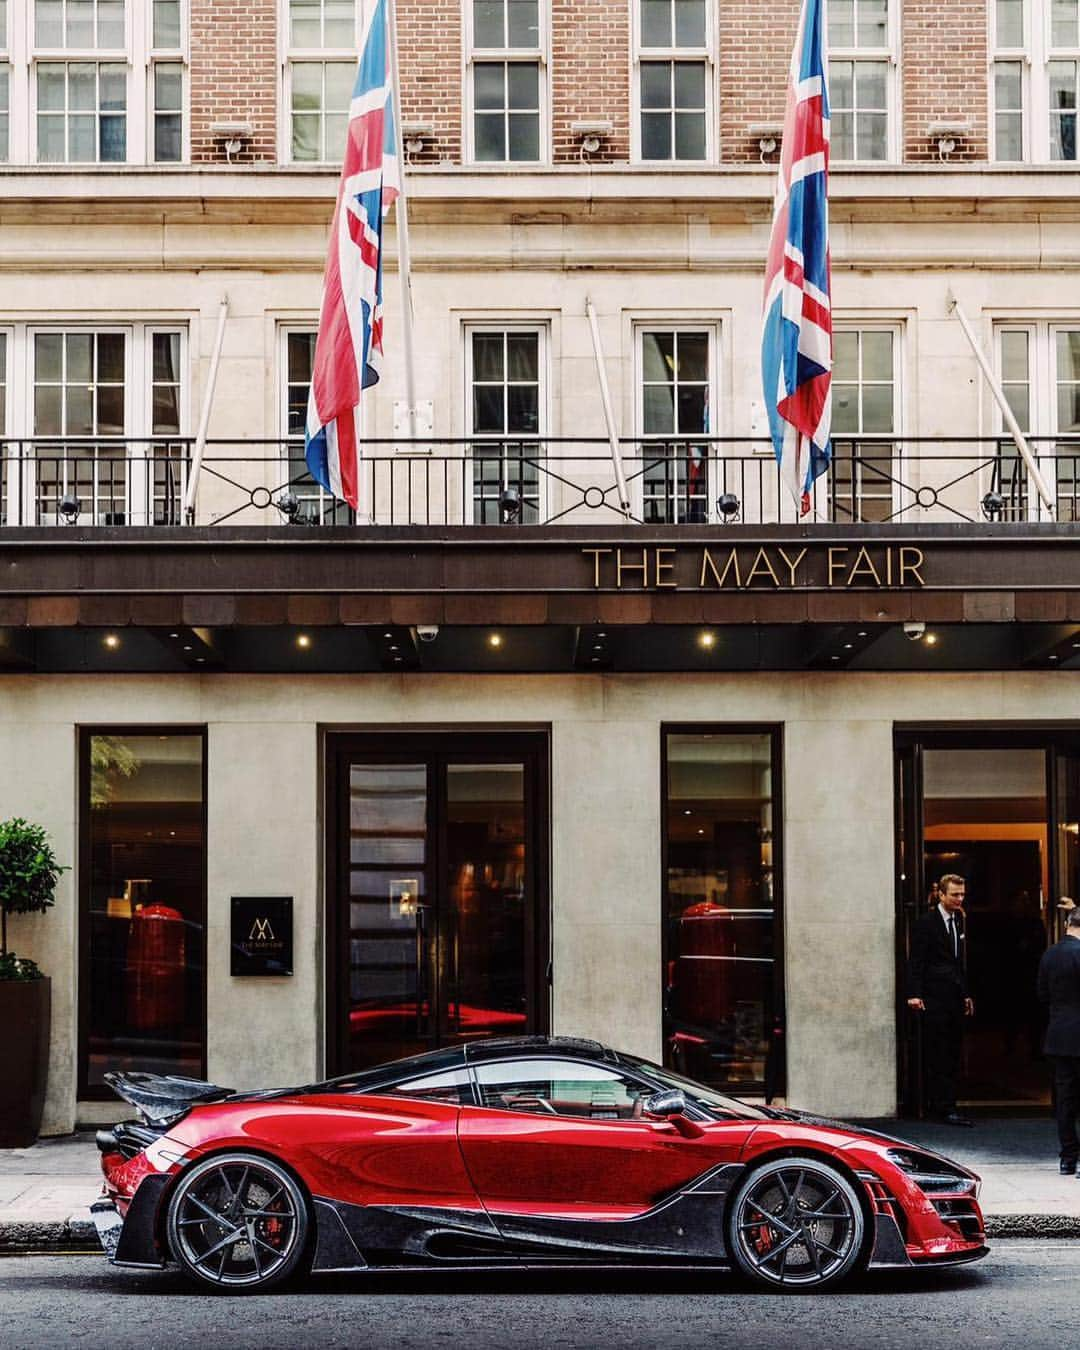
[621,1056,772,1121]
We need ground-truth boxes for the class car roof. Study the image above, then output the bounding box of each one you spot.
[300,1037,619,1096]
[464,1036,616,1064]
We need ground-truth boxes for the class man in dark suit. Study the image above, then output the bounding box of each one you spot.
[907,874,974,1126]
[1037,907,1080,1174]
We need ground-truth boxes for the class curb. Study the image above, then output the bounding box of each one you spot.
[0,1212,100,1254]
[1,1211,1079,1254]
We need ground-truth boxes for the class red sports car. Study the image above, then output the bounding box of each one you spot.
[93,1036,987,1293]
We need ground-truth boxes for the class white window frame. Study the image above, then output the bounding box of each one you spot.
[148,0,188,164]
[828,321,903,524]
[995,319,1080,517]
[276,321,352,522]
[0,325,11,526]
[992,0,1080,162]
[828,0,900,164]
[0,0,188,164]
[279,0,359,165]
[0,3,11,163]
[633,321,719,523]
[463,320,549,525]
[0,322,187,525]
[632,0,717,164]
[464,0,549,165]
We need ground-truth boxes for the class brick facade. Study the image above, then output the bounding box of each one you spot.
[190,0,279,164]
[398,0,463,166]
[719,0,795,164]
[177,1,996,170]
[902,1,989,162]
[551,0,631,163]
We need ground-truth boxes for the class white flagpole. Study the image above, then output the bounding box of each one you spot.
[183,295,229,523]
[385,0,419,442]
[585,296,632,517]
[947,292,1055,514]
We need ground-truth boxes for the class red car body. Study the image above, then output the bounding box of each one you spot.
[93,1037,987,1292]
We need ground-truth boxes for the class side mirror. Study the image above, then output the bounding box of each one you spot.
[643,1088,706,1139]
[644,1089,687,1119]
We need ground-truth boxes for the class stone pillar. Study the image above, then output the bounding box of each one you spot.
[550,717,663,1059]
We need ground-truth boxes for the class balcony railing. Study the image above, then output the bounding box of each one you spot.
[2,436,1078,529]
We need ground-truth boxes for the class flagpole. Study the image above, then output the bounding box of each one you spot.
[385,0,419,442]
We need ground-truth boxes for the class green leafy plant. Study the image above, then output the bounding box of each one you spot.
[0,818,68,982]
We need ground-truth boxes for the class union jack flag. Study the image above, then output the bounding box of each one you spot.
[305,0,400,509]
[761,0,832,517]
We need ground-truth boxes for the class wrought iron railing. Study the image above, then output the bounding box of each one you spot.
[2,436,1078,529]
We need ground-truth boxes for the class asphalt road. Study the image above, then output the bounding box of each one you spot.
[0,1242,1074,1350]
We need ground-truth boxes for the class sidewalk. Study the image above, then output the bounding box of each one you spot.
[0,1118,1078,1253]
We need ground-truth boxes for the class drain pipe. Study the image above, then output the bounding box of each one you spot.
[585,296,632,517]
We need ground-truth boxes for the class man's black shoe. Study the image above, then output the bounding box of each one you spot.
[941,1112,975,1127]
[1061,1159,1077,1175]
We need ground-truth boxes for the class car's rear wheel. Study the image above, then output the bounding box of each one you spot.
[165,1152,311,1292]
[726,1156,867,1292]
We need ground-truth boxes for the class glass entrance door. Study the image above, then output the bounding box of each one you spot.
[896,731,1080,1115]
[328,734,548,1074]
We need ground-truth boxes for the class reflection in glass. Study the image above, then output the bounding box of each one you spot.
[84,734,205,1091]
[663,732,780,1094]
[444,764,527,1045]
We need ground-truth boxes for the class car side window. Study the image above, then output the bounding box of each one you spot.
[473,1059,649,1120]
[381,1068,474,1105]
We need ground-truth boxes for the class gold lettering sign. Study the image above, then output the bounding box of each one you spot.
[583,546,927,591]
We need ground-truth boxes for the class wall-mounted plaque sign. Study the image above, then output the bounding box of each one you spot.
[231,896,293,977]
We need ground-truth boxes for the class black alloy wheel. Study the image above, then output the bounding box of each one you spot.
[726,1156,867,1291]
[165,1151,311,1292]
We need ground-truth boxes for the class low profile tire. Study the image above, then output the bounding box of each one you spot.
[165,1151,311,1292]
[726,1156,867,1292]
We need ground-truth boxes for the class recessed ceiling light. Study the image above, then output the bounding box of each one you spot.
[683,809,692,816]
[831,655,840,661]
[384,632,393,638]
[297,633,312,649]
[168,632,180,639]
[925,633,939,646]
[597,631,607,638]
[697,828,705,836]
[389,644,400,652]
[698,631,717,649]
[1049,654,1059,662]
[843,643,853,650]
[183,644,193,652]
[103,633,120,649]
[196,657,206,664]
[857,631,868,638]
[488,633,503,648]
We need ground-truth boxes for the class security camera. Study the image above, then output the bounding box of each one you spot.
[416,625,440,643]
[903,621,926,642]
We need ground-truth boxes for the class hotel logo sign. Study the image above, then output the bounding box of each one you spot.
[582,545,926,591]
[231,896,294,977]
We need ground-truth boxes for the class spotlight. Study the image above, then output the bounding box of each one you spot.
[924,632,939,647]
[487,632,503,648]
[276,492,301,521]
[698,631,717,649]
[296,633,312,649]
[716,492,740,520]
[103,633,120,650]
[499,486,522,524]
[58,492,82,523]
[981,490,1005,520]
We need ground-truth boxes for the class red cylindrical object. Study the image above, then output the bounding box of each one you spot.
[126,904,186,1032]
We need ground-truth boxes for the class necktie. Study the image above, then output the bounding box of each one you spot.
[950,915,960,960]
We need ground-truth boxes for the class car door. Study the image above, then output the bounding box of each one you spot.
[457,1057,751,1256]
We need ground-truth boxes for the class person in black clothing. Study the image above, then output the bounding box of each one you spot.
[1036,907,1080,1174]
[907,874,975,1126]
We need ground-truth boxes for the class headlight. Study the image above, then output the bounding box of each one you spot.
[885,1148,977,1195]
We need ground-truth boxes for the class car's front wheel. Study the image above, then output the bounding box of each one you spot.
[165,1151,311,1292]
[726,1156,867,1292]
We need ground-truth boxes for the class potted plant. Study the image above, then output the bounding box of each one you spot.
[0,818,68,1147]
